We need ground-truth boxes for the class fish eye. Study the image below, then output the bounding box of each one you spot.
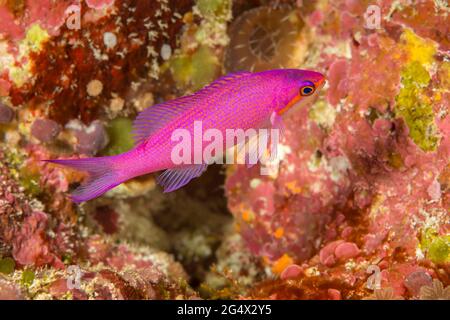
[300,84,315,96]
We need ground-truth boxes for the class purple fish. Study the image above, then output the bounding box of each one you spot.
[45,69,325,203]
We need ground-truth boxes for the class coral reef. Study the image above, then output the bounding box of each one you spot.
[0,0,205,300]
[0,0,448,300]
[0,0,193,124]
[225,0,449,300]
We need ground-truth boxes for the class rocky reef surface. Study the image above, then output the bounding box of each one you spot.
[0,0,448,300]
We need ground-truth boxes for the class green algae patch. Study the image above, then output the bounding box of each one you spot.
[103,117,134,156]
[400,60,431,87]
[428,236,450,264]
[395,29,440,152]
[196,0,231,17]
[401,29,436,67]
[4,149,44,198]
[19,167,42,197]
[395,61,439,152]
[171,54,195,88]
[191,46,220,90]
[21,269,36,286]
[169,45,220,91]
[0,257,15,275]
[25,24,50,52]
[2,149,43,198]
[4,149,25,169]
[421,228,450,264]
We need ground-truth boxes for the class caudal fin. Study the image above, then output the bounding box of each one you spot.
[44,156,123,203]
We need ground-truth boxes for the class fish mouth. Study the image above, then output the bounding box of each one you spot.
[316,77,326,90]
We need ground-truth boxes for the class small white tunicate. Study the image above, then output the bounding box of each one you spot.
[103,32,118,49]
[87,79,103,97]
[160,44,172,61]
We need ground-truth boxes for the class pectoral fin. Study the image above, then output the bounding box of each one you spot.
[236,130,268,168]
[270,111,285,139]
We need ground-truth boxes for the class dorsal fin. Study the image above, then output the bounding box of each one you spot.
[132,94,199,145]
[200,71,252,92]
[132,71,253,145]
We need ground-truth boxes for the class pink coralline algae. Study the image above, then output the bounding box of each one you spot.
[227,0,449,299]
[325,34,404,112]
[319,241,360,267]
[0,149,71,268]
[12,211,61,267]
[86,0,115,10]
[226,107,352,265]
[0,0,78,39]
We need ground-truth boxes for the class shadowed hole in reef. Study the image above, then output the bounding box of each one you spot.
[152,165,232,288]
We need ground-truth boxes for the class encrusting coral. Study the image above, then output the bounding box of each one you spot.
[225,5,308,72]
[0,146,199,300]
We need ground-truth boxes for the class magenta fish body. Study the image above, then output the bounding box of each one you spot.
[46,69,325,203]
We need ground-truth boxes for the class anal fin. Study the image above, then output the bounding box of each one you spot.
[157,164,208,193]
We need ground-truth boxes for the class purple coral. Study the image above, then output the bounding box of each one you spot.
[67,120,109,156]
[404,271,433,297]
[31,118,61,143]
[0,103,14,124]
[226,0,450,300]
